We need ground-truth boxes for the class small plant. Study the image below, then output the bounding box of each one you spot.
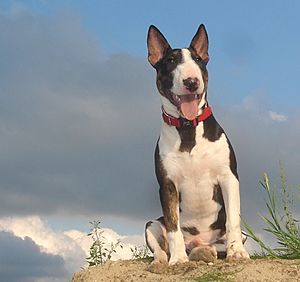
[243,164,300,259]
[130,245,152,260]
[192,271,234,282]
[86,220,123,266]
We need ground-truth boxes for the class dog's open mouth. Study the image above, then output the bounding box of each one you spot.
[173,94,201,120]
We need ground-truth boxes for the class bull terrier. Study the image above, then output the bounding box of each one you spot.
[145,24,249,265]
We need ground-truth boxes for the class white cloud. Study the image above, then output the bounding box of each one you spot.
[0,231,67,282]
[269,111,288,122]
[234,94,288,123]
[0,216,145,277]
[0,216,85,274]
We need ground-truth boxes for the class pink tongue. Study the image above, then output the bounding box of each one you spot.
[180,100,199,120]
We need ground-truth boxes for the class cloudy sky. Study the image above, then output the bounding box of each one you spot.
[0,0,300,281]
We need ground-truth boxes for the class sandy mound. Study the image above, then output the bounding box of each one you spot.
[72,258,300,282]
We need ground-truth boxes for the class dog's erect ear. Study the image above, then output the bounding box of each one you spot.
[147,25,171,66]
[190,24,209,64]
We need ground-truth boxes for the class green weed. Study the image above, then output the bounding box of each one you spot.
[86,220,123,266]
[242,164,300,259]
[130,245,152,260]
[191,272,234,282]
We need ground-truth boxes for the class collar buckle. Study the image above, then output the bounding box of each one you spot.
[180,118,198,127]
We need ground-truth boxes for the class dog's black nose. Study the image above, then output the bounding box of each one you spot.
[183,77,199,92]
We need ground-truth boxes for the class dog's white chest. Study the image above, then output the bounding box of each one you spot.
[159,123,231,243]
[159,123,230,186]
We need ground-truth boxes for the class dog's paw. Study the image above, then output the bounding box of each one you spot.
[148,260,168,274]
[226,242,250,261]
[168,254,189,265]
[189,245,217,263]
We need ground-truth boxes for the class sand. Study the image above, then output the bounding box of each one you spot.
[72,258,300,282]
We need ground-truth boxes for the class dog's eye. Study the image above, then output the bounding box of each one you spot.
[196,56,202,62]
[167,57,175,63]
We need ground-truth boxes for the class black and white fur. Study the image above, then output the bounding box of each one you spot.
[145,24,249,265]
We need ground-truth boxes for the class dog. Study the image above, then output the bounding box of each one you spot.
[145,24,249,265]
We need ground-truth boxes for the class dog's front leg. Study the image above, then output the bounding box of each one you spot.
[159,181,188,265]
[219,173,250,260]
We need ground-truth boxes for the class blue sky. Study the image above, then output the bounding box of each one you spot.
[51,1,299,109]
[2,0,299,107]
[0,1,299,281]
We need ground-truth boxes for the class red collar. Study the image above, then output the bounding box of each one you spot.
[162,106,212,128]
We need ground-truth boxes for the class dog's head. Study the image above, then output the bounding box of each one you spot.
[147,25,209,120]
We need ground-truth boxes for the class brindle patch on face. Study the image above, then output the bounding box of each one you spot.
[176,125,196,153]
[155,143,179,233]
[188,47,209,92]
[155,49,183,98]
[182,226,200,236]
[211,184,226,235]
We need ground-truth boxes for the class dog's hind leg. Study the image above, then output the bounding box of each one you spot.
[145,217,169,264]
